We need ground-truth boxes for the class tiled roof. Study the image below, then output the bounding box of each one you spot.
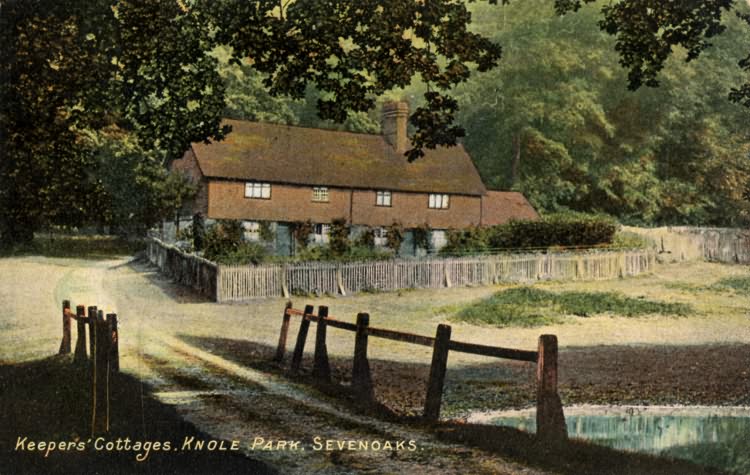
[481,191,540,226]
[190,119,487,196]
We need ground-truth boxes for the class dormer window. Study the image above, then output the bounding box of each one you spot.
[428,193,449,209]
[376,190,392,207]
[312,187,329,202]
[245,182,271,199]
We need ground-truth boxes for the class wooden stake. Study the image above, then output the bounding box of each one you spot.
[290,304,314,373]
[94,311,110,434]
[87,306,97,362]
[352,313,374,401]
[424,324,451,422]
[73,305,87,364]
[536,335,567,442]
[313,306,331,383]
[108,314,119,372]
[59,300,71,354]
[274,301,293,362]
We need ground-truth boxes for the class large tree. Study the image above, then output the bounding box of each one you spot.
[2,0,749,243]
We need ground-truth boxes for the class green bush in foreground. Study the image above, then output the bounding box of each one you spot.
[451,287,692,328]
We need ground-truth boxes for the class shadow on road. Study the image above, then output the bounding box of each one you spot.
[0,355,277,475]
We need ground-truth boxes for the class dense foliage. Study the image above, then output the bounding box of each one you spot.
[453,1,750,226]
[202,220,268,264]
[3,0,750,245]
[441,214,618,254]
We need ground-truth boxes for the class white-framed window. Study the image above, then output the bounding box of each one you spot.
[313,224,331,244]
[428,193,450,209]
[242,221,261,242]
[312,186,329,202]
[245,182,271,199]
[373,227,388,247]
[376,190,392,207]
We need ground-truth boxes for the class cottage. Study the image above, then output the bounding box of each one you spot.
[170,102,538,255]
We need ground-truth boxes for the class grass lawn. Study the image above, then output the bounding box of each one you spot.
[448,286,693,327]
[1,234,145,259]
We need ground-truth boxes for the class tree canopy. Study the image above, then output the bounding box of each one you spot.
[1,0,750,242]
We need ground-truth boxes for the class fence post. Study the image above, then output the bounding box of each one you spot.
[291,304,314,373]
[108,314,119,372]
[424,324,451,422]
[313,306,331,383]
[352,313,374,402]
[87,306,97,362]
[74,305,87,365]
[536,334,567,442]
[93,310,110,434]
[336,269,347,296]
[59,300,72,354]
[275,301,293,362]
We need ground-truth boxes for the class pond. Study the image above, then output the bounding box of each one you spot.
[470,405,750,474]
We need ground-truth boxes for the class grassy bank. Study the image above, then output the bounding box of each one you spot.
[445,287,693,328]
[1,234,144,259]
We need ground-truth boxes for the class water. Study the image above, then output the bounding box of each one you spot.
[473,406,750,474]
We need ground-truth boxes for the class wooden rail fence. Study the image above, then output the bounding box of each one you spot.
[148,238,656,302]
[274,303,567,440]
[58,299,119,436]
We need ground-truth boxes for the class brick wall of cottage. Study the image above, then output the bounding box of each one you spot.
[206,179,482,229]
[350,189,480,229]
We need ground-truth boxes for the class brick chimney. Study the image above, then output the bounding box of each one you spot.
[381,101,409,153]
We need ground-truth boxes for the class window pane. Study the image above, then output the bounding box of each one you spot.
[429,194,436,208]
[443,194,449,208]
[384,192,391,206]
[261,183,271,198]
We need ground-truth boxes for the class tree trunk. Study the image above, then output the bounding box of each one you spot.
[511,132,522,187]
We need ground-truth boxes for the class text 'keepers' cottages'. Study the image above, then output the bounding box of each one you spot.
[171,101,538,256]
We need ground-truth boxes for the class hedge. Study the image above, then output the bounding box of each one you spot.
[441,214,618,255]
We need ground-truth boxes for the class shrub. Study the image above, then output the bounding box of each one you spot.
[211,242,268,265]
[293,244,393,262]
[192,213,205,251]
[413,224,431,251]
[610,231,651,250]
[487,213,617,249]
[329,218,351,256]
[440,226,489,256]
[386,222,404,252]
[355,227,375,248]
[291,220,314,249]
[203,220,243,261]
[259,221,274,242]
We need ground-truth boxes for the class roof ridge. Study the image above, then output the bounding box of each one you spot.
[222,118,385,141]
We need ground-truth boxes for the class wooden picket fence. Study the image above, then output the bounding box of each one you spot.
[147,239,218,300]
[147,239,656,302]
[275,302,567,440]
[623,226,750,264]
[58,300,119,436]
